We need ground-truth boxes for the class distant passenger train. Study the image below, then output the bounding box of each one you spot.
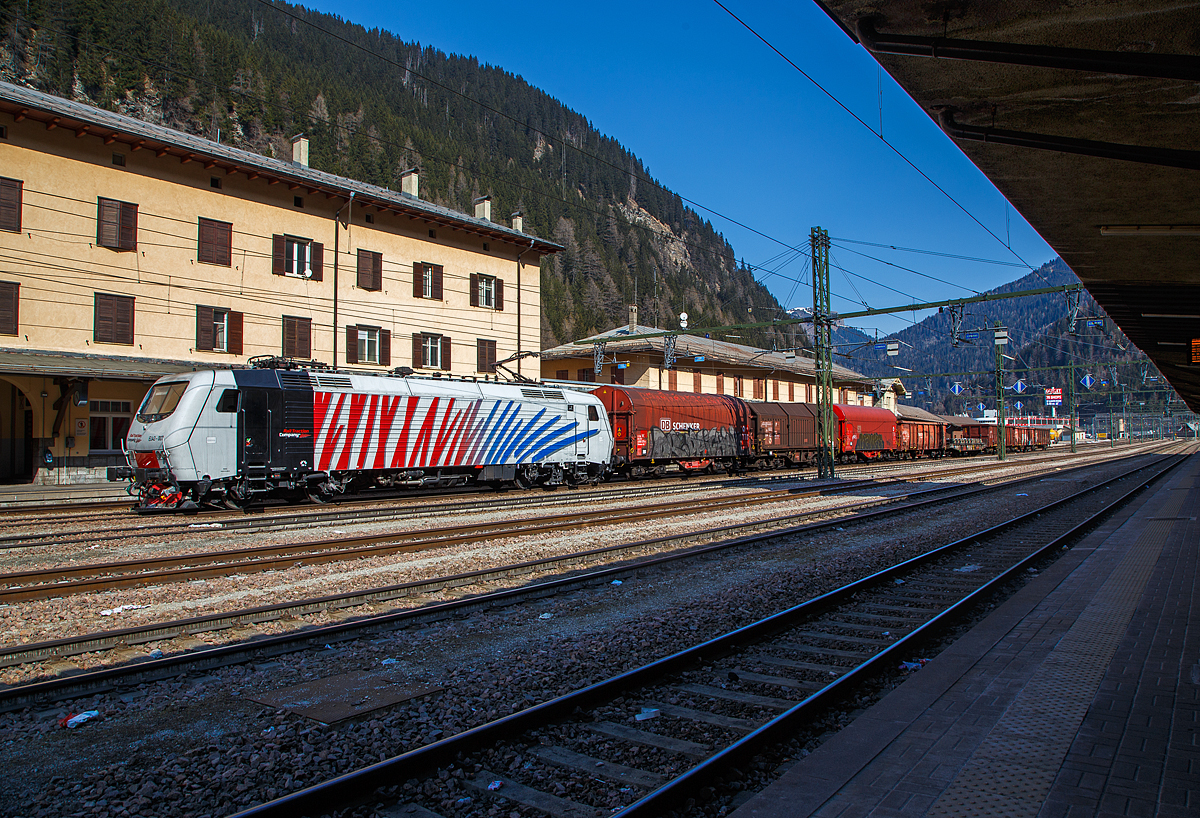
[110,362,1050,510]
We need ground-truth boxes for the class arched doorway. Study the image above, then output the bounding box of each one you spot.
[0,378,33,482]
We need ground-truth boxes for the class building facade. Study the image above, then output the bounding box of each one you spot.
[0,81,559,483]
[540,315,874,405]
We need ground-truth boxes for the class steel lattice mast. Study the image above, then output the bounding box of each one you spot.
[811,227,836,479]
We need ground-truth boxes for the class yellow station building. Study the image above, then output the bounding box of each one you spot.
[0,81,559,483]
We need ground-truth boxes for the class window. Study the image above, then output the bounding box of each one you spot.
[196,306,243,354]
[668,370,677,391]
[469,273,503,310]
[198,218,233,266]
[610,367,625,385]
[555,369,568,381]
[94,293,134,344]
[693,370,702,393]
[88,400,133,452]
[413,262,443,299]
[0,178,21,233]
[137,383,186,422]
[734,376,744,398]
[282,315,311,359]
[413,333,451,370]
[111,153,125,167]
[788,382,795,401]
[772,380,780,401]
[346,325,390,365]
[97,198,137,250]
[272,234,323,280]
[215,389,239,413]
[0,281,17,335]
[357,249,382,291]
[716,373,724,394]
[210,176,222,190]
[576,368,595,383]
[477,339,497,373]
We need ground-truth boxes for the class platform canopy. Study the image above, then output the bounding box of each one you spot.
[817,1,1200,412]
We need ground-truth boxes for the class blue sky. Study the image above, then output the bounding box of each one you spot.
[298,0,1057,336]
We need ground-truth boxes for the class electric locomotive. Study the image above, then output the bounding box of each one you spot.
[109,362,613,510]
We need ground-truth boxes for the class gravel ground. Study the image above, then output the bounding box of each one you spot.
[0,445,1174,818]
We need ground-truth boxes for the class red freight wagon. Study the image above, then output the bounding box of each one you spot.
[897,419,946,457]
[592,386,752,475]
[749,402,817,465]
[833,405,897,460]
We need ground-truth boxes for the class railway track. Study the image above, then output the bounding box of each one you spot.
[0,447,1175,714]
[225,451,1185,818]
[0,441,1157,550]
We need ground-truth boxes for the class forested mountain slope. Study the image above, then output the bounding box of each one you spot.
[838,259,1164,414]
[0,0,788,348]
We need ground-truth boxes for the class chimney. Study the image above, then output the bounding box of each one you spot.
[291,134,309,167]
[400,167,419,198]
[473,195,492,222]
[628,305,638,331]
[511,211,524,233]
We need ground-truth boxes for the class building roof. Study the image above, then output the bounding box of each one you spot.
[0,349,226,381]
[541,324,871,386]
[895,403,946,423]
[0,81,561,255]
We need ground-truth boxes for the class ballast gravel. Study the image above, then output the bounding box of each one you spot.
[0,446,1172,818]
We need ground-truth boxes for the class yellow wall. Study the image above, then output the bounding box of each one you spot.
[0,117,544,373]
[0,112,548,477]
[542,352,861,404]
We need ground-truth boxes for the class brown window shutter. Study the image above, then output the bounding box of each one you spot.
[345,325,358,364]
[357,249,371,289]
[372,252,382,291]
[196,305,214,350]
[380,329,391,366]
[272,235,285,275]
[95,295,112,343]
[282,317,295,357]
[297,318,311,358]
[199,218,232,265]
[98,199,119,247]
[228,311,243,355]
[413,263,423,298]
[309,242,324,281]
[115,295,134,343]
[118,202,137,251]
[669,370,677,391]
[432,265,443,300]
[198,219,212,263]
[0,178,21,233]
[218,221,232,265]
[693,370,701,393]
[440,335,452,370]
[469,273,479,307]
[0,281,18,334]
[412,333,422,367]
[494,278,503,311]
[476,339,485,372]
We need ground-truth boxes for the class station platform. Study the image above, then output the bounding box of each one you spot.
[0,480,130,507]
[733,453,1199,818]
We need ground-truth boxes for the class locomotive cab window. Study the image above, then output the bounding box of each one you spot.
[588,406,600,422]
[137,382,188,422]
[215,389,239,413]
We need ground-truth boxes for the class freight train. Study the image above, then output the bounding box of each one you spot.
[109,363,1049,510]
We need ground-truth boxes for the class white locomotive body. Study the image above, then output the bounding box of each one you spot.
[110,366,612,509]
